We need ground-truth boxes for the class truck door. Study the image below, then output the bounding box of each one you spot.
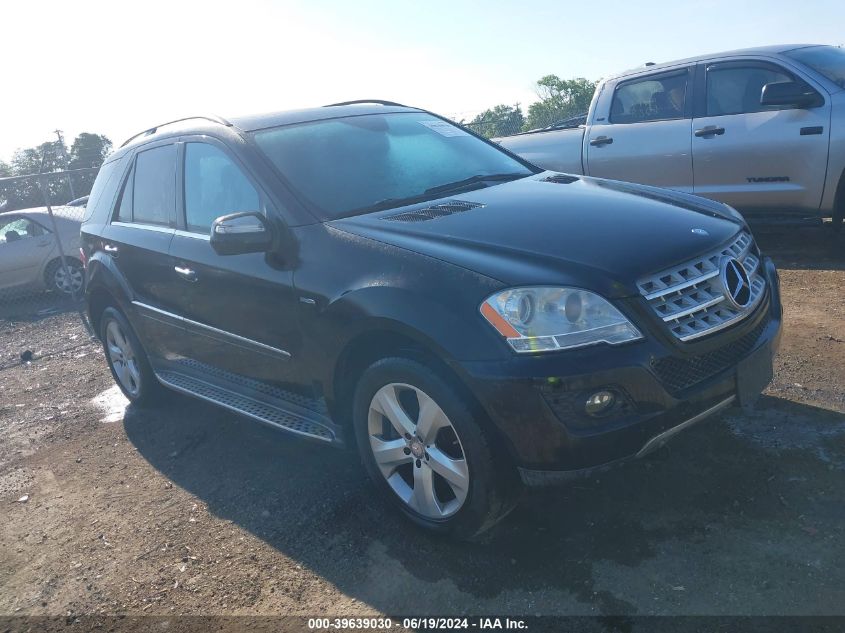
[586,68,694,192]
[691,60,830,217]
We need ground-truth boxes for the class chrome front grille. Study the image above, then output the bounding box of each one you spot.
[637,231,766,341]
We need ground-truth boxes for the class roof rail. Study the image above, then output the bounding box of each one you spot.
[120,115,233,148]
[323,99,408,108]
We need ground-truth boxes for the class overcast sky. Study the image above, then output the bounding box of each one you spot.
[2,0,843,162]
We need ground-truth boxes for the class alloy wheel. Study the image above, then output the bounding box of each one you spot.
[105,320,142,397]
[367,383,469,519]
[54,263,84,294]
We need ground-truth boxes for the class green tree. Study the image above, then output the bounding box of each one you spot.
[68,133,113,197]
[0,132,112,211]
[523,76,596,131]
[466,104,525,138]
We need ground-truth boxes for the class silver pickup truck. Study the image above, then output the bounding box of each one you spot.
[497,44,845,227]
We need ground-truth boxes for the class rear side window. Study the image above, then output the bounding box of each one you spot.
[0,217,45,243]
[81,159,119,223]
[706,64,795,116]
[183,143,260,233]
[611,71,689,123]
[132,145,176,226]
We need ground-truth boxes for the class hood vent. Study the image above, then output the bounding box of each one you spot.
[542,173,579,184]
[383,200,484,222]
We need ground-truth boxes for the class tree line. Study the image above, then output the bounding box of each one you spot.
[0,133,113,212]
[463,75,596,138]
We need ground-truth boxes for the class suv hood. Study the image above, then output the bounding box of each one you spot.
[330,174,745,298]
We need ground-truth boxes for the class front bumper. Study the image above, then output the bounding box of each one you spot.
[455,257,783,485]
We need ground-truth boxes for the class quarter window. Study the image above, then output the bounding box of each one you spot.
[132,145,176,226]
[611,72,689,124]
[183,143,260,233]
[115,165,134,222]
[706,65,796,116]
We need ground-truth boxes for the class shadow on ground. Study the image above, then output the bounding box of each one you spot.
[123,393,845,615]
[754,224,845,271]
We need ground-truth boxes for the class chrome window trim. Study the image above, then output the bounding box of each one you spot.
[174,229,210,241]
[131,301,291,358]
[112,221,174,235]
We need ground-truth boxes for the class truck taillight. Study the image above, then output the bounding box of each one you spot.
[79,247,88,269]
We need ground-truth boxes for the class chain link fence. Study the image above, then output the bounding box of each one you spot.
[0,168,99,371]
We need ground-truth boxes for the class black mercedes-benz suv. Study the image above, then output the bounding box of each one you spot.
[81,102,782,538]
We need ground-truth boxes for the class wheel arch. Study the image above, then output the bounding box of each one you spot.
[87,284,118,337]
[329,322,516,463]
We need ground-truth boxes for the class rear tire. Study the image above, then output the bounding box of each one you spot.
[352,357,519,540]
[100,307,165,407]
[45,258,84,295]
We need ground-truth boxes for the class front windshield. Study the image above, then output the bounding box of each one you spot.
[785,45,845,89]
[252,112,534,220]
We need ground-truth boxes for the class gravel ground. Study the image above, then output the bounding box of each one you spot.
[0,227,843,620]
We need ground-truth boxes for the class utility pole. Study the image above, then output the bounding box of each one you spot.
[53,129,76,200]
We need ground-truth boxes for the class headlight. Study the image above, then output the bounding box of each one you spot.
[480,287,643,353]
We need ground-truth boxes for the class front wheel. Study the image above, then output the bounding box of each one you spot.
[352,357,518,539]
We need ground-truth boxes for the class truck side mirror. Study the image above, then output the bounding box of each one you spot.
[760,81,821,109]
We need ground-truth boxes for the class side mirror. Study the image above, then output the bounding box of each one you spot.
[760,81,820,109]
[210,211,274,256]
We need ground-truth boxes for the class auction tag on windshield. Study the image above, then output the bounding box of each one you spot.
[419,120,470,137]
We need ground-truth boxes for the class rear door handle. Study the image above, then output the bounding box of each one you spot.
[589,136,614,147]
[174,265,198,282]
[694,126,725,137]
[103,244,119,256]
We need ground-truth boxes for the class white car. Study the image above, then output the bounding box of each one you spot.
[0,207,84,297]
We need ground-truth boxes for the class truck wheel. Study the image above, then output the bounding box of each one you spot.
[353,357,519,540]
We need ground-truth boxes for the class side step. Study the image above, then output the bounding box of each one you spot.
[156,370,341,445]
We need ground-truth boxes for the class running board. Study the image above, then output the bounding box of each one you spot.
[155,370,341,445]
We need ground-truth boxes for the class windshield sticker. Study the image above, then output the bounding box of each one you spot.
[419,120,470,137]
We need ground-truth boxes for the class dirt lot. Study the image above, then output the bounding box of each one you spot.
[1,227,843,621]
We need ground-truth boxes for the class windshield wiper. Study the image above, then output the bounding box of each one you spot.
[423,172,529,196]
[341,173,529,217]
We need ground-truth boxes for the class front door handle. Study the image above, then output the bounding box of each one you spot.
[589,135,614,147]
[174,265,198,282]
[694,126,725,137]
[103,244,119,256]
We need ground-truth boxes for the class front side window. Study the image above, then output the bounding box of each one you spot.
[183,143,260,233]
[611,71,689,124]
[706,64,795,116]
[132,144,176,226]
[252,112,533,220]
[784,45,845,89]
[0,217,44,243]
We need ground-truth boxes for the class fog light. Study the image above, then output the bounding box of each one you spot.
[585,390,616,416]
